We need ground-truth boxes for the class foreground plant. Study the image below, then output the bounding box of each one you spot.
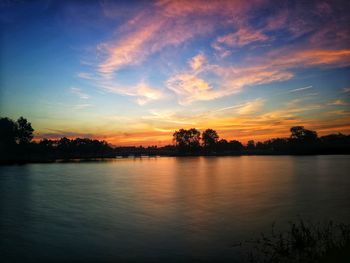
[246,220,350,263]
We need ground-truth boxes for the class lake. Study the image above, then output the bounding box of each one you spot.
[1,156,350,262]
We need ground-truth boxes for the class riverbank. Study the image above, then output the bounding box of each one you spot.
[2,152,350,165]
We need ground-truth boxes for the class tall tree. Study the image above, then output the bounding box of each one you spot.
[187,128,201,151]
[173,128,201,153]
[202,129,219,151]
[290,126,318,142]
[0,117,17,147]
[247,140,255,150]
[16,117,34,144]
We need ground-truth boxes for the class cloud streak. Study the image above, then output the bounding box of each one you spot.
[99,81,163,105]
[289,86,313,93]
[70,87,90,99]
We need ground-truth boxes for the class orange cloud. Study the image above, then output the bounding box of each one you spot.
[98,20,163,74]
[215,26,268,47]
[188,53,207,71]
[155,0,255,17]
[96,81,163,105]
[166,73,222,105]
[266,49,350,68]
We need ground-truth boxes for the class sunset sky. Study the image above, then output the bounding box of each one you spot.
[1,0,350,146]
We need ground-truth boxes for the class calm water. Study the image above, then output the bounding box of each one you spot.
[1,156,350,262]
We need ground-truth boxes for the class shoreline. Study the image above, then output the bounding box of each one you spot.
[1,153,350,165]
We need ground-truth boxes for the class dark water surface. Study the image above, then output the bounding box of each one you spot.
[1,156,350,262]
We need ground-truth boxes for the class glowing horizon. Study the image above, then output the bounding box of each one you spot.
[1,0,350,146]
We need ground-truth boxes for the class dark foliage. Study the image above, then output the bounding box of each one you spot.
[0,116,114,163]
[172,126,350,155]
[202,128,219,152]
[246,220,350,263]
[173,128,201,154]
[1,116,350,162]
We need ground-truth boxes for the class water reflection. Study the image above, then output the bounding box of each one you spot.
[0,156,349,262]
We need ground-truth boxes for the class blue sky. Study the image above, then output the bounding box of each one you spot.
[1,0,350,145]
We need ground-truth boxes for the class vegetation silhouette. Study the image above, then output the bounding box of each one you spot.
[202,128,219,153]
[173,128,201,154]
[0,116,114,163]
[1,116,350,163]
[245,219,350,263]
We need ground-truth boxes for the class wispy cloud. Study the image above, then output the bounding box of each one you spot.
[236,99,265,115]
[167,60,293,104]
[328,99,348,106]
[70,87,90,99]
[76,72,95,80]
[166,73,221,105]
[166,45,350,104]
[213,26,268,50]
[100,81,163,105]
[135,83,164,105]
[215,99,265,115]
[142,109,197,125]
[73,104,92,110]
[188,53,207,72]
[289,85,313,93]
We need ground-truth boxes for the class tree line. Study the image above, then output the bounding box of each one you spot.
[0,117,114,163]
[172,127,350,155]
[1,116,350,163]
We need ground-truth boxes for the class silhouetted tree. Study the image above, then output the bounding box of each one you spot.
[57,137,72,156]
[255,142,265,150]
[16,117,34,144]
[173,128,201,153]
[38,138,55,152]
[266,138,289,153]
[290,126,318,142]
[202,129,219,152]
[173,129,188,152]
[0,117,17,148]
[247,140,255,150]
[319,133,350,154]
[216,139,229,152]
[290,126,319,154]
[229,140,243,152]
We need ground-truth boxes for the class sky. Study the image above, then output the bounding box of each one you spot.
[1,0,350,146]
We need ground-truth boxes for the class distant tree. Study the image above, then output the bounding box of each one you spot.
[290,126,318,142]
[202,129,219,151]
[319,133,350,154]
[173,128,188,150]
[187,128,201,152]
[173,128,201,153]
[229,140,243,151]
[255,141,265,150]
[38,138,55,150]
[16,117,34,144]
[247,140,255,150]
[216,139,229,152]
[57,137,71,155]
[290,126,319,154]
[269,138,289,152]
[320,133,349,144]
[0,117,17,147]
